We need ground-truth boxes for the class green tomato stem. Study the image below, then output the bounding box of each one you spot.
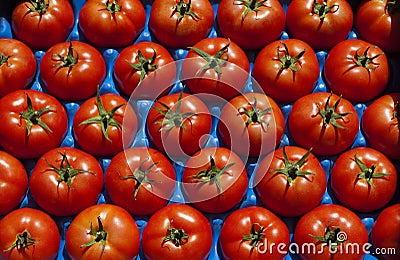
[3,231,36,252]
[26,0,49,14]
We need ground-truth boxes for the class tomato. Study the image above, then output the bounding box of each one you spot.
[181,147,248,214]
[286,0,353,51]
[324,39,390,103]
[0,151,28,216]
[105,147,176,216]
[0,89,68,159]
[293,204,369,260]
[361,93,400,160]
[73,91,138,158]
[0,208,60,260]
[288,92,359,156]
[78,0,146,48]
[11,0,74,50]
[146,92,212,160]
[371,204,400,260]
[142,203,213,260]
[181,37,250,102]
[355,0,400,54]
[65,203,140,259]
[40,41,106,101]
[113,41,176,99]
[219,206,290,260]
[0,38,36,98]
[252,39,320,103]
[149,0,214,49]
[216,0,285,50]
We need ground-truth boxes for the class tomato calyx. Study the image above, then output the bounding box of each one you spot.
[26,0,49,15]
[277,42,306,72]
[242,223,266,248]
[312,0,339,19]
[393,101,399,121]
[52,41,78,69]
[81,216,108,249]
[3,231,36,252]
[163,219,189,247]
[386,0,400,14]
[309,225,346,249]
[237,96,272,128]
[352,46,383,71]
[237,0,268,20]
[317,93,352,129]
[105,0,122,13]
[354,154,391,187]
[173,0,200,22]
[0,52,10,66]
[126,49,158,84]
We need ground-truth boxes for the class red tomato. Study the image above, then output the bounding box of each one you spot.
[11,0,74,50]
[294,204,369,260]
[142,203,213,260]
[216,0,285,50]
[361,93,400,160]
[219,206,290,260]
[288,92,359,156]
[78,0,146,48]
[149,0,214,49]
[0,89,68,159]
[181,147,248,214]
[181,37,250,102]
[355,0,400,54]
[252,39,320,103]
[371,204,400,260]
[0,38,36,98]
[65,204,140,259]
[105,147,176,216]
[330,147,397,213]
[73,91,138,157]
[0,151,28,216]
[113,41,176,99]
[324,39,390,102]
[40,41,106,101]
[0,208,60,260]
[286,0,353,51]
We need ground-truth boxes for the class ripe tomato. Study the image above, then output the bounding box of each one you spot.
[0,89,68,159]
[105,147,176,216]
[78,0,146,48]
[113,41,176,99]
[0,151,28,216]
[0,208,60,260]
[294,204,369,260]
[65,204,140,259]
[355,0,400,54]
[181,37,250,102]
[0,38,36,98]
[40,41,106,101]
[216,0,285,50]
[142,203,212,260]
[149,0,214,49]
[252,39,320,103]
[324,39,389,103]
[181,147,248,214]
[11,0,74,50]
[218,92,285,158]
[219,206,290,260]
[286,0,353,51]
[330,147,397,213]
[254,146,327,217]
[73,91,138,157]
[361,93,400,160]
[288,92,359,156]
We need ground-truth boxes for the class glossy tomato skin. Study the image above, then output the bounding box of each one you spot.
[142,203,213,260]
[288,92,359,156]
[0,38,36,98]
[0,151,28,216]
[66,204,140,259]
[324,39,389,103]
[294,204,369,260]
[149,0,214,49]
[105,147,176,216]
[330,147,397,213]
[40,41,106,101]
[11,0,74,50]
[252,39,320,103]
[286,0,353,51]
[361,93,400,160]
[0,89,68,159]
[79,0,146,48]
[181,147,248,214]
[219,206,290,260]
[0,208,60,260]
[217,0,285,50]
